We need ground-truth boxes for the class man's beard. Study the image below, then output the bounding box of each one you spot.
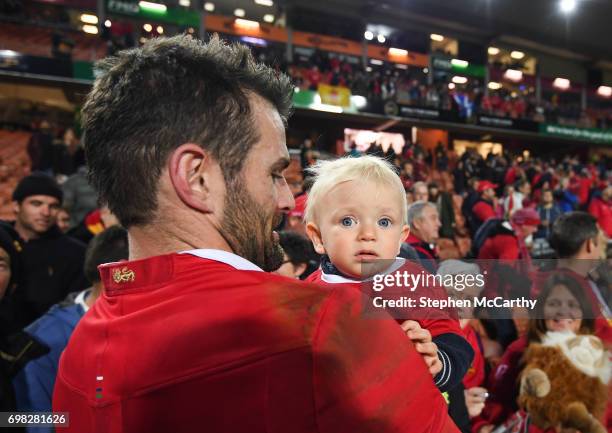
[219,177,284,272]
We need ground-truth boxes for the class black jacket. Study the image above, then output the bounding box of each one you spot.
[0,222,88,327]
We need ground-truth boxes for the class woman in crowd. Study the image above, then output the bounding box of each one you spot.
[472,273,597,433]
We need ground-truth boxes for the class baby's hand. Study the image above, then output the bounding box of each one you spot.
[400,320,442,376]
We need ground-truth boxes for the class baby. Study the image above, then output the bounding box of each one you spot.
[304,155,473,391]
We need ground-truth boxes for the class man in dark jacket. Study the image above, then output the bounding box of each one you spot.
[1,174,87,327]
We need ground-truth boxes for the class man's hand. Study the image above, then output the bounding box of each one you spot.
[400,320,442,376]
[464,386,488,417]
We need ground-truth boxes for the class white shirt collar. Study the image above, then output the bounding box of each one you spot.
[321,257,406,284]
[179,249,264,272]
[75,289,91,313]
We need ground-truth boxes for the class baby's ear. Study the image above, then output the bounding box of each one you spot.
[399,225,410,249]
[306,222,326,255]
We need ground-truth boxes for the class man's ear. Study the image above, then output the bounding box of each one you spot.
[12,201,19,217]
[306,222,326,255]
[169,144,215,213]
[398,225,410,251]
[294,263,308,278]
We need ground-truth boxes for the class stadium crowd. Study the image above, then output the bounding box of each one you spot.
[0,35,609,433]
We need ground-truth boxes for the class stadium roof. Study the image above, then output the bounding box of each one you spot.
[295,0,612,66]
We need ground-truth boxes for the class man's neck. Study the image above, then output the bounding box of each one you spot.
[14,221,39,242]
[128,220,233,261]
[85,283,103,308]
[557,257,593,277]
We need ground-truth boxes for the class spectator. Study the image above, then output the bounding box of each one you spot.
[429,182,456,239]
[55,208,71,233]
[472,274,596,433]
[62,165,98,228]
[27,121,54,174]
[13,226,129,431]
[274,231,314,279]
[549,212,611,345]
[52,128,84,179]
[0,174,87,327]
[588,185,612,238]
[477,208,540,261]
[405,201,441,273]
[413,181,429,202]
[470,180,497,232]
[535,189,562,240]
[0,226,49,417]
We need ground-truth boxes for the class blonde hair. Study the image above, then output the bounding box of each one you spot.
[304,155,407,225]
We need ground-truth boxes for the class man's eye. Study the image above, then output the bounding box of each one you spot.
[271,173,283,180]
[378,218,392,228]
[341,217,355,227]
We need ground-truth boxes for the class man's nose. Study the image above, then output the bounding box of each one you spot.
[278,181,295,213]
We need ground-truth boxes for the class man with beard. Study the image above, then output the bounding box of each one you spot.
[54,36,459,433]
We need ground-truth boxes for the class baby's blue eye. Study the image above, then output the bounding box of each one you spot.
[378,218,392,228]
[341,217,355,227]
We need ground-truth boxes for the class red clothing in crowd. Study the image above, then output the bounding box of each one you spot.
[588,197,612,238]
[471,336,528,433]
[461,324,485,390]
[477,233,520,260]
[472,201,496,224]
[54,250,459,433]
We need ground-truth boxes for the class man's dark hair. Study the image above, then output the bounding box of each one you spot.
[549,212,598,258]
[83,35,293,227]
[84,226,129,284]
[278,231,312,265]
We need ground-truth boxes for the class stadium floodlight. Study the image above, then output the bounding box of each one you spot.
[370,59,384,66]
[143,23,153,32]
[80,14,98,25]
[488,47,500,55]
[430,34,444,42]
[263,14,274,23]
[510,51,525,60]
[82,24,99,34]
[377,34,386,43]
[234,18,260,30]
[597,86,612,97]
[448,83,456,90]
[157,26,164,34]
[364,31,374,41]
[452,76,468,84]
[255,0,274,6]
[504,69,523,81]
[179,0,190,6]
[138,1,167,13]
[234,8,246,17]
[204,2,215,12]
[553,78,570,90]
[395,64,408,70]
[451,59,469,68]
[488,82,502,90]
[389,48,408,56]
[104,20,112,28]
[560,0,576,14]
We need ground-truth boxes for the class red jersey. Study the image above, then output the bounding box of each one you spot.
[53,250,459,433]
[461,324,485,390]
[472,201,496,224]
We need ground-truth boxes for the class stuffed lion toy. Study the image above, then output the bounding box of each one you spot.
[518,332,610,433]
